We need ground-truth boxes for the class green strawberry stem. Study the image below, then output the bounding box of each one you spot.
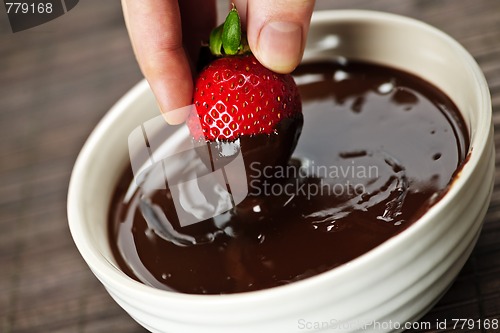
[209,4,250,56]
[222,4,241,55]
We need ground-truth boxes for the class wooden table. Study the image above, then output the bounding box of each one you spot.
[1,1,499,332]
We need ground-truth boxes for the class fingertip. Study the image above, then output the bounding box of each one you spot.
[160,104,192,125]
[147,74,193,125]
[245,0,315,73]
[255,21,303,74]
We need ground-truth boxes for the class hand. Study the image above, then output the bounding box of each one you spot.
[121,0,315,124]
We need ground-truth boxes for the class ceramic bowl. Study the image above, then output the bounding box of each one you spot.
[68,10,493,333]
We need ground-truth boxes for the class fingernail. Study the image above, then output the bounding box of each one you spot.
[258,21,303,73]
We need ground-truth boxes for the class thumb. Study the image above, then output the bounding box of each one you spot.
[238,0,315,74]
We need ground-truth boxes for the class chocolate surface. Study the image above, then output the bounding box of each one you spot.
[108,60,469,294]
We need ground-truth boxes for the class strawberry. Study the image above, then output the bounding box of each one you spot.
[187,5,302,144]
[187,54,302,141]
[185,4,303,190]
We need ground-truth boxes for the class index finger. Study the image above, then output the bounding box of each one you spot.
[122,0,193,124]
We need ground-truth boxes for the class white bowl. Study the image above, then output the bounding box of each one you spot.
[68,10,493,333]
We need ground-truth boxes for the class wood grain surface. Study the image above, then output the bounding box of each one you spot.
[1,1,499,332]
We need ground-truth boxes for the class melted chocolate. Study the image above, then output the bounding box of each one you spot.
[108,60,469,294]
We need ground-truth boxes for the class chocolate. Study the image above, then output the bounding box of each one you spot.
[108,60,469,294]
[195,115,304,183]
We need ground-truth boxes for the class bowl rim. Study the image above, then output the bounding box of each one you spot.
[67,9,492,305]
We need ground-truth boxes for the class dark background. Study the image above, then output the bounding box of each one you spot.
[1,1,499,332]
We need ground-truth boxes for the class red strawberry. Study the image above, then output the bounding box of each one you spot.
[187,5,303,182]
[187,54,302,141]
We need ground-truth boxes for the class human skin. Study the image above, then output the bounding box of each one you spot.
[122,0,315,124]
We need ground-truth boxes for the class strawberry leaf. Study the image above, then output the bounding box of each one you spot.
[221,7,241,55]
[209,24,224,56]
